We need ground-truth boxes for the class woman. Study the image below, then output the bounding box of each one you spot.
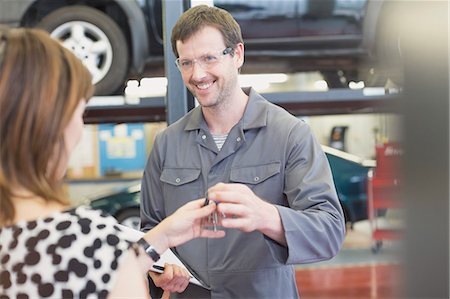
[0,28,224,298]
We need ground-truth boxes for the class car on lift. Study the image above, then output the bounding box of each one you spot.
[88,146,375,230]
[0,0,402,95]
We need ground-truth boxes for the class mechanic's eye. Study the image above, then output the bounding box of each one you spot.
[180,60,193,67]
[202,54,218,64]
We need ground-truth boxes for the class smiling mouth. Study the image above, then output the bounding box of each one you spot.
[196,81,214,90]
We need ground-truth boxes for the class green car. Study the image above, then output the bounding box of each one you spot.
[90,146,375,230]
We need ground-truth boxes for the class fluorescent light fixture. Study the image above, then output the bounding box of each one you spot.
[125,73,290,97]
[191,0,214,6]
[87,96,125,106]
[140,77,167,87]
[125,77,167,98]
[238,73,288,91]
[239,73,288,84]
[314,80,328,91]
[349,81,365,89]
[363,87,386,96]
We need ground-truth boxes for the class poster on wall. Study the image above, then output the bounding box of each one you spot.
[98,123,146,177]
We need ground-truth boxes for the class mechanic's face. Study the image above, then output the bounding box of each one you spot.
[176,26,244,109]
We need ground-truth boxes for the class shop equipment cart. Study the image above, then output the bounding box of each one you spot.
[367,142,403,253]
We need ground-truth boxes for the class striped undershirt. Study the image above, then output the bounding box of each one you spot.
[212,133,228,151]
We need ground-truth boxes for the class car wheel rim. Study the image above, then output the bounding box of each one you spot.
[51,21,113,84]
[121,216,141,230]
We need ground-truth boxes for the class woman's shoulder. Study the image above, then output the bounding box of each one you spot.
[66,205,120,229]
[0,205,136,298]
[0,205,134,251]
[59,205,138,244]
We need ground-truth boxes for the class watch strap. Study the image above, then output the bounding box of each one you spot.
[137,238,161,262]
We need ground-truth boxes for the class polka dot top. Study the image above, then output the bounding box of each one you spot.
[0,205,135,299]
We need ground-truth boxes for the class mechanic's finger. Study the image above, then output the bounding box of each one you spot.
[220,217,253,232]
[216,202,247,216]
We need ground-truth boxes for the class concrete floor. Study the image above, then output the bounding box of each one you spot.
[296,220,402,298]
[301,220,402,268]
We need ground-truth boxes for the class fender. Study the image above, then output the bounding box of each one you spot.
[114,0,150,73]
[0,0,35,27]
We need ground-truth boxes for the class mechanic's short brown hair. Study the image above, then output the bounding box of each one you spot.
[171,5,243,57]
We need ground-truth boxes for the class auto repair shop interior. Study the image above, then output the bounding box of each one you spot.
[0,0,448,298]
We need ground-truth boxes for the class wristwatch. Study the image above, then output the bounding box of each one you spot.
[137,238,161,262]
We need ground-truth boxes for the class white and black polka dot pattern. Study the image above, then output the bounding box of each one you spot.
[0,206,134,299]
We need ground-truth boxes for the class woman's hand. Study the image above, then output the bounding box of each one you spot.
[144,198,226,253]
[162,198,226,248]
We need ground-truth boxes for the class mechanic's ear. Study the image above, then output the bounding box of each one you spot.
[233,43,245,69]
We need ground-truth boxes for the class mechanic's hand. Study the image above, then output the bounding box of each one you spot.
[149,263,190,293]
[208,183,287,245]
[207,183,275,233]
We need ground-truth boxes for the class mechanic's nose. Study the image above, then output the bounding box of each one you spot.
[191,62,207,80]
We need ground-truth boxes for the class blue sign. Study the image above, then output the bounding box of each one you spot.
[98,123,147,176]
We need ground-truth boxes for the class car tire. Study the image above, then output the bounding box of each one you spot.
[37,6,129,95]
[116,208,141,230]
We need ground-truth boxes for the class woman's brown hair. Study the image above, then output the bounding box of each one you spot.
[0,28,94,225]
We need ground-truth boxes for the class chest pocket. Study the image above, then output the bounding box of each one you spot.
[230,161,281,185]
[160,168,202,214]
[160,168,201,186]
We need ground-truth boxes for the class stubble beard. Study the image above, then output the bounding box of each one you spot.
[194,75,237,112]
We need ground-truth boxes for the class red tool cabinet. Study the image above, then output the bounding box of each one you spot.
[367,143,403,253]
